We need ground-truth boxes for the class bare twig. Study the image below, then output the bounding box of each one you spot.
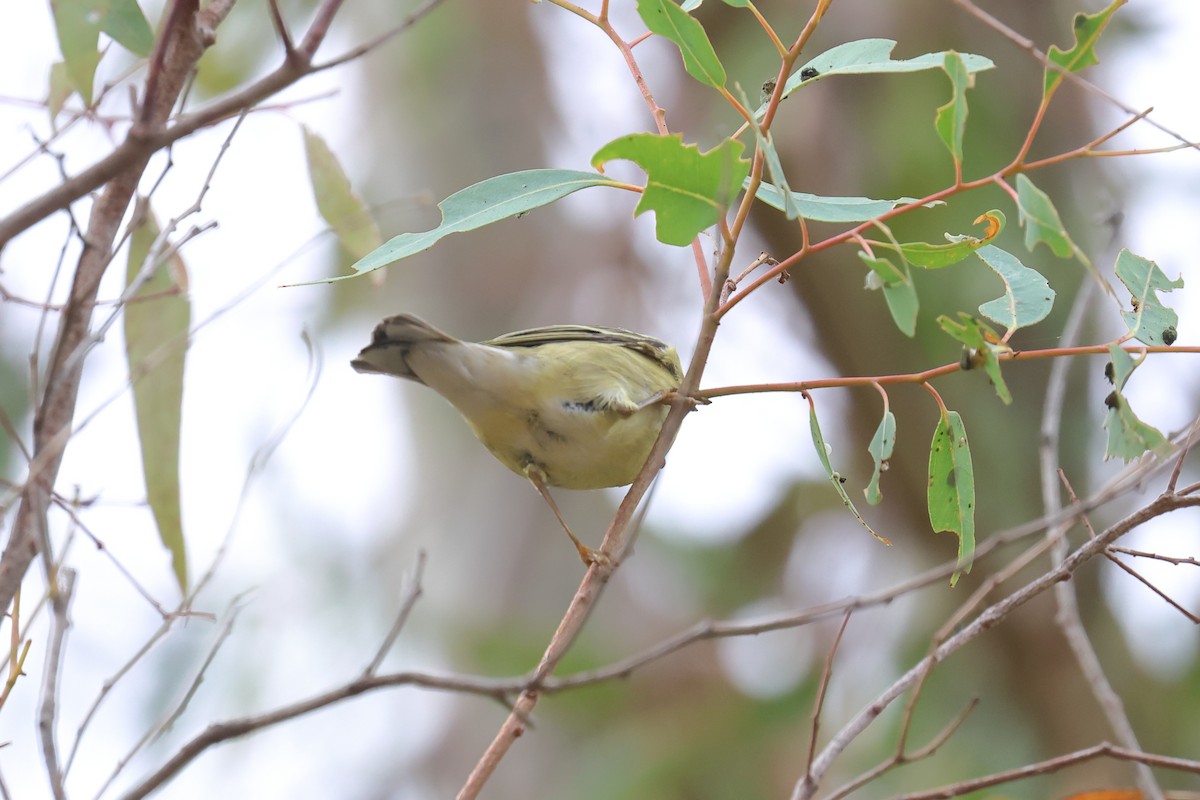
[793,491,1200,799]
[892,742,1200,800]
[1039,274,1163,800]
[805,612,851,778]
[363,550,428,676]
[38,568,76,800]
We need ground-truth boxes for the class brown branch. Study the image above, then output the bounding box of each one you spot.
[892,742,1200,800]
[793,491,1200,799]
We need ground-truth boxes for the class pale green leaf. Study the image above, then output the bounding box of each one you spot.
[859,252,918,337]
[51,0,103,104]
[1015,174,1073,258]
[808,398,891,545]
[318,170,620,283]
[303,127,383,262]
[753,181,926,223]
[759,39,993,118]
[1114,249,1184,346]
[103,0,154,56]
[865,410,896,505]
[124,207,191,593]
[975,245,1055,333]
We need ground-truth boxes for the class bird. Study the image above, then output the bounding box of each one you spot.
[352,314,683,565]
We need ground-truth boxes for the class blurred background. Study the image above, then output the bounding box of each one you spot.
[1,0,1198,797]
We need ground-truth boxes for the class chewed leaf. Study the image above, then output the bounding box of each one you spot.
[859,252,918,337]
[314,170,620,283]
[927,410,975,585]
[593,133,749,246]
[935,52,973,169]
[1103,344,1170,462]
[807,396,891,545]
[1015,174,1074,258]
[865,409,896,506]
[938,312,1011,405]
[1114,249,1183,346]
[975,245,1055,333]
[638,0,726,91]
[758,39,993,118]
[1045,0,1125,98]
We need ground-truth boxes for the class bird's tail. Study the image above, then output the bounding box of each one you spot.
[350,314,457,382]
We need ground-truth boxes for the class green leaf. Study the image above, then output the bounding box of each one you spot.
[1103,345,1169,462]
[872,210,1004,269]
[934,52,973,169]
[321,170,620,282]
[1114,249,1184,346]
[103,0,154,56]
[48,62,74,120]
[593,133,749,246]
[865,410,896,506]
[1045,0,1125,99]
[927,409,975,585]
[759,39,993,118]
[51,0,104,104]
[124,207,191,594]
[303,127,383,262]
[807,397,891,545]
[637,0,726,91]
[753,181,927,223]
[860,253,918,337]
[938,312,1012,405]
[1014,174,1074,258]
[974,245,1055,333]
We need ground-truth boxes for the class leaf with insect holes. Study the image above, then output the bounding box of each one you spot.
[1103,344,1169,462]
[927,409,975,585]
[865,410,896,506]
[593,133,749,246]
[124,207,191,593]
[1114,249,1183,346]
[1015,174,1074,258]
[860,253,918,337]
[1044,0,1125,99]
[975,245,1055,334]
[807,397,891,545]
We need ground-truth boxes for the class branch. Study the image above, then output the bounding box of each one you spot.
[793,490,1200,799]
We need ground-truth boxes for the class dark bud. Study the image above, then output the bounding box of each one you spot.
[800,66,819,80]
[1104,391,1120,410]
[960,347,975,371]
[1162,325,1177,346]
[1104,361,1115,384]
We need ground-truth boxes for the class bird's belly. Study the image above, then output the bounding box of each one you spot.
[466,402,668,490]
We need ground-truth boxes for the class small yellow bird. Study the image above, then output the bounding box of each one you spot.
[352,314,683,564]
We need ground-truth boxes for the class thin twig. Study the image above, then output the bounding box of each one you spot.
[364,550,428,676]
[38,568,76,800]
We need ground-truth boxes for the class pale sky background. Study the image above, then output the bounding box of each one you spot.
[0,2,1198,797]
